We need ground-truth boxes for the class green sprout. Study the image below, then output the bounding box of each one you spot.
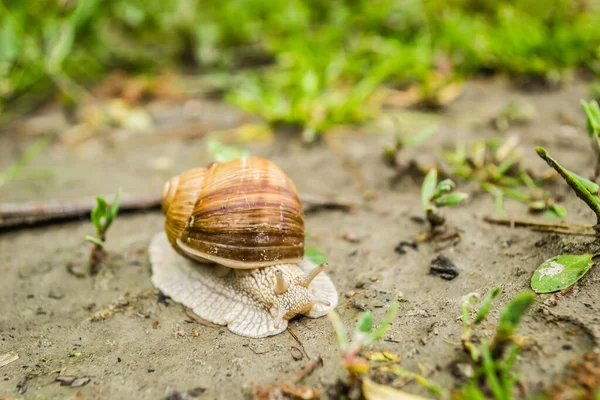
[85,188,122,247]
[459,289,535,400]
[421,169,468,232]
[444,137,564,219]
[328,302,398,376]
[383,124,437,165]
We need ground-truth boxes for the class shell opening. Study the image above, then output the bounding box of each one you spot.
[161,176,180,214]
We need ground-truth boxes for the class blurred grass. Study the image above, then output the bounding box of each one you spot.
[2,0,600,137]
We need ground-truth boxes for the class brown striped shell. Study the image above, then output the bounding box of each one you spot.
[161,157,305,269]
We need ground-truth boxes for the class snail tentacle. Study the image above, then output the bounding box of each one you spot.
[300,263,328,288]
[274,269,289,294]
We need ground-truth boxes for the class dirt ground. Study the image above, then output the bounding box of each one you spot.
[1,77,599,400]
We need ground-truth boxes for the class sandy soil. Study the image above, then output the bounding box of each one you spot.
[0,77,599,399]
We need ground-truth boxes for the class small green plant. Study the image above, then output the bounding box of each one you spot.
[85,189,122,274]
[459,289,535,400]
[328,302,398,377]
[444,137,564,219]
[421,169,468,232]
[85,189,122,247]
[383,124,437,165]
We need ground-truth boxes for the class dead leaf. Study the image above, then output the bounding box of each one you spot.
[362,377,432,400]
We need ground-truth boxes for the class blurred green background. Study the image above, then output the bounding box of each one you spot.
[2,0,600,139]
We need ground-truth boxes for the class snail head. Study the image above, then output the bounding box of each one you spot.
[270,263,331,329]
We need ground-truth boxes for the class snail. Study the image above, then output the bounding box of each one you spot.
[149,156,338,338]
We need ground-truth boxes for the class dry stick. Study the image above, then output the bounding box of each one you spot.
[287,327,310,360]
[0,193,356,231]
[292,355,323,384]
[0,193,161,231]
[483,216,597,237]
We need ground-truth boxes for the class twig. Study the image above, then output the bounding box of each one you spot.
[292,355,323,384]
[300,193,358,213]
[0,192,355,231]
[0,193,161,231]
[287,327,310,360]
[483,216,597,237]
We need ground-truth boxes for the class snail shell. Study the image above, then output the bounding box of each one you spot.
[162,157,305,269]
[150,157,338,338]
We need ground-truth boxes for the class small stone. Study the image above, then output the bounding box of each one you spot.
[48,290,65,300]
[71,377,90,387]
[394,241,418,255]
[355,279,367,289]
[56,375,76,386]
[429,255,459,280]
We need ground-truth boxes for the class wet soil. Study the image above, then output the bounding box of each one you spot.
[0,77,599,399]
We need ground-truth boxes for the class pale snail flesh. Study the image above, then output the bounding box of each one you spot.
[149,157,338,338]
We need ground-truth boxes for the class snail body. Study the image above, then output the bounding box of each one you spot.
[149,157,338,338]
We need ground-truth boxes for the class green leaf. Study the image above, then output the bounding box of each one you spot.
[369,301,398,342]
[0,15,20,63]
[304,247,327,265]
[433,179,455,199]
[549,203,567,219]
[106,188,123,222]
[501,187,530,202]
[435,193,468,207]
[85,235,104,247]
[568,169,599,195]
[421,169,437,210]
[531,254,595,294]
[91,197,109,233]
[461,293,477,329]
[498,291,535,339]
[46,23,75,74]
[482,183,505,217]
[404,125,437,147]
[356,311,373,333]
[480,341,504,399]
[536,147,600,223]
[581,100,600,137]
[474,287,501,324]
